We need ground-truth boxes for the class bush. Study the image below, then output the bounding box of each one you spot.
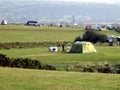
[43,64,56,70]
[0,54,57,71]
[115,27,120,33]
[66,62,96,72]
[0,41,72,49]
[97,62,113,73]
[66,62,115,73]
[113,64,120,74]
[82,31,107,44]
[0,54,10,67]
[11,58,41,69]
[0,54,42,69]
[74,36,82,42]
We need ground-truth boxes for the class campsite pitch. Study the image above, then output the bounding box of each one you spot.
[0,46,120,64]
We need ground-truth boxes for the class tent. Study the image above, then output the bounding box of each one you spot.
[69,41,97,53]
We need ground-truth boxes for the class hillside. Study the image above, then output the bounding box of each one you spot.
[0,1,120,23]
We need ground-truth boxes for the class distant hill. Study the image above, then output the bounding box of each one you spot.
[0,1,120,23]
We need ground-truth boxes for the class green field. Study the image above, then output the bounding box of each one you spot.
[0,25,120,64]
[0,25,84,42]
[0,25,120,90]
[0,46,120,64]
[0,67,120,90]
[0,25,119,42]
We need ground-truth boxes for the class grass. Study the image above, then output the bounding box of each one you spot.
[0,46,120,64]
[0,25,119,42]
[0,25,84,42]
[0,67,120,90]
[0,25,120,90]
[0,25,120,64]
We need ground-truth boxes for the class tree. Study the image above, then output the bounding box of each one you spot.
[82,31,107,44]
[74,36,82,42]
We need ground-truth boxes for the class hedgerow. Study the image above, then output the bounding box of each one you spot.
[0,54,55,70]
[66,62,120,74]
[0,41,71,49]
[0,54,119,73]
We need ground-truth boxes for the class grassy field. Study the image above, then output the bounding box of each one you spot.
[0,25,120,90]
[0,25,84,42]
[0,46,120,64]
[0,67,120,90]
[0,25,120,64]
[0,25,119,42]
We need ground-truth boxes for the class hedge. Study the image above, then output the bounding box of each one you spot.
[0,54,56,70]
[0,41,72,49]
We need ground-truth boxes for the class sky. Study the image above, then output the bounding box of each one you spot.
[53,0,120,4]
[1,0,120,4]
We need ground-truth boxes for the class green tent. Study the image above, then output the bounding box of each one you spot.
[69,41,97,53]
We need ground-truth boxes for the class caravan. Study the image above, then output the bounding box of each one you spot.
[86,24,104,31]
[1,20,8,25]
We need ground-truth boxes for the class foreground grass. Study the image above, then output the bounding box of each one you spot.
[0,67,120,90]
[0,46,120,64]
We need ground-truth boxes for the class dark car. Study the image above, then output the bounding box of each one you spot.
[26,21,40,26]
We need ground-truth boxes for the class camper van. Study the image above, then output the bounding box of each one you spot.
[1,20,8,25]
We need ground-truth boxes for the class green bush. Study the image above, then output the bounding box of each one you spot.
[97,62,113,73]
[82,31,107,44]
[0,54,10,67]
[11,58,41,69]
[74,36,82,42]
[115,27,120,33]
[66,62,96,72]
[0,54,57,70]
[42,64,56,70]
[0,54,42,69]
[0,41,72,49]
[66,62,114,73]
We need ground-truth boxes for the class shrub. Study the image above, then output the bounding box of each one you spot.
[115,27,120,33]
[97,62,113,73]
[0,41,72,49]
[82,31,107,44]
[0,54,42,69]
[0,54,10,67]
[11,58,41,69]
[112,64,120,74]
[43,64,56,70]
[66,62,96,72]
[74,36,82,42]
[66,62,114,73]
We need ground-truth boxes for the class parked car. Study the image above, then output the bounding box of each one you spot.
[25,21,40,26]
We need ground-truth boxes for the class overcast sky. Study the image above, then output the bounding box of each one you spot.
[1,0,120,4]
[64,0,120,3]
[46,0,120,4]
